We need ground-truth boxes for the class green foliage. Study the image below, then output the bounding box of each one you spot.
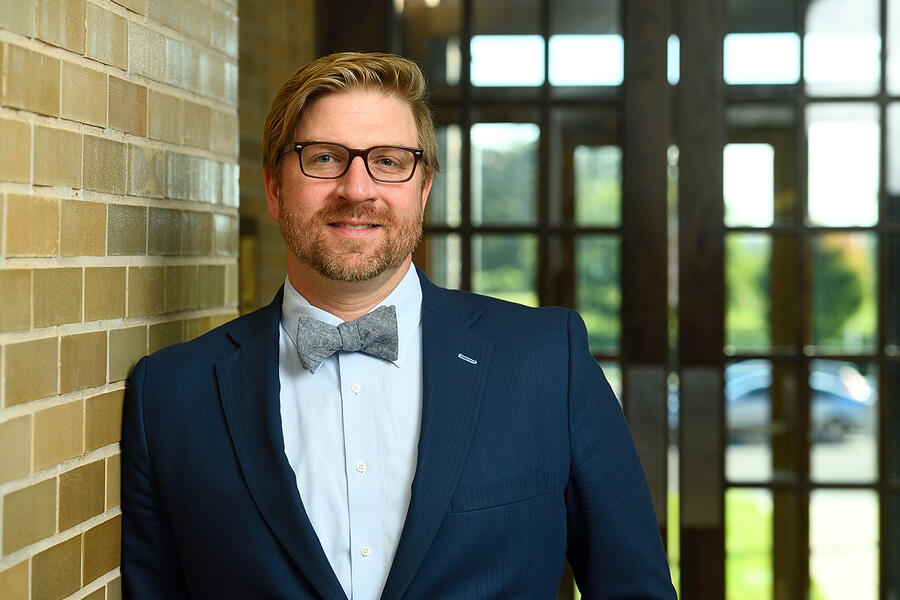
[726,489,773,600]
[726,235,771,351]
[811,235,875,351]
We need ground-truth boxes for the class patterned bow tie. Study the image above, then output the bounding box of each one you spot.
[295,305,399,372]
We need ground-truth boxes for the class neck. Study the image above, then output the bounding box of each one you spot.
[286,257,412,321]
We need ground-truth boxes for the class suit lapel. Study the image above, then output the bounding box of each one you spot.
[381,276,495,600]
[215,290,346,600]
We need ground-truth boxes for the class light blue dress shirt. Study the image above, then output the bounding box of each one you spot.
[278,265,423,600]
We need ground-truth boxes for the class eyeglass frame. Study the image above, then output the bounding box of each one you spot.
[281,141,425,183]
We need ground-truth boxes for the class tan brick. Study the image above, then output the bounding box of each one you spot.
[0,560,28,600]
[0,416,31,484]
[211,8,238,58]
[85,3,127,69]
[183,100,211,149]
[60,331,107,394]
[211,109,237,156]
[199,265,225,309]
[34,126,82,188]
[127,266,164,316]
[84,267,126,321]
[109,77,147,136]
[148,0,180,31]
[165,266,198,312]
[36,0,85,53]
[214,213,238,256]
[225,264,238,306]
[183,0,210,42]
[32,535,81,600]
[149,320,183,353]
[197,51,225,101]
[222,162,239,207]
[3,338,58,406]
[84,136,126,194]
[108,327,146,382]
[128,145,166,198]
[60,61,107,128]
[33,268,82,328]
[4,45,59,117]
[84,515,121,584]
[165,38,196,90]
[106,453,121,509]
[148,90,182,144]
[183,211,212,256]
[84,587,105,600]
[149,207,181,255]
[0,270,31,332]
[2,479,56,555]
[60,199,106,257]
[0,1,35,36]
[0,118,31,182]
[33,400,83,470]
[85,390,124,454]
[128,21,165,81]
[210,312,235,329]
[184,316,211,339]
[59,460,105,530]
[113,0,145,14]
[224,62,237,106]
[108,204,147,256]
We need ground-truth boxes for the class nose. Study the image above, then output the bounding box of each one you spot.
[336,156,377,202]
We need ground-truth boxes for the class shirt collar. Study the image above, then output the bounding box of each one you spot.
[281,263,423,368]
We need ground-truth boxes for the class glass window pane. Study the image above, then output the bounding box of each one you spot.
[668,35,680,85]
[888,103,900,222]
[810,232,878,353]
[726,360,800,483]
[598,361,622,403]
[726,234,771,352]
[548,36,623,86]
[810,490,879,600]
[726,488,773,600]
[471,123,540,225]
[427,125,462,227]
[804,0,881,96]
[574,145,621,226]
[890,0,900,94]
[423,233,461,290]
[809,360,878,482]
[724,144,775,227]
[806,103,879,227]
[470,35,544,86]
[401,0,462,87]
[472,234,538,306]
[724,34,800,85]
[890,494,900,599]
[576,236,620,353]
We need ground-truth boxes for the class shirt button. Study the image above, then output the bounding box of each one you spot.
[360,545,371,557]
[350,383,361,394]
[355,461,367,474]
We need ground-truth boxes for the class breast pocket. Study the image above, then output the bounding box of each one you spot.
[450,467,549,513]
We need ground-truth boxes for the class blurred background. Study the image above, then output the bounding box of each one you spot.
[1,0,899,599]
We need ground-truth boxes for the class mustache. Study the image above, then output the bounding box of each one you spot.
[315,203,394,224]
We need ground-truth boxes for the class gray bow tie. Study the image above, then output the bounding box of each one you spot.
[295,305,399,372]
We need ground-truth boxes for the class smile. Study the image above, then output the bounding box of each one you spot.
[330,223,379,230]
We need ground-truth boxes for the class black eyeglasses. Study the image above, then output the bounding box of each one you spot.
[282,141,425,183]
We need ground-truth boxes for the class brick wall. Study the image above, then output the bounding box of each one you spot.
[237,0,314,312]
[0,1,239,598]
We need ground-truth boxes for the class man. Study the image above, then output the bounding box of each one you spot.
[122,52,675,599]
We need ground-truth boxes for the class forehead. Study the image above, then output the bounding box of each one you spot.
[294,88,419,147]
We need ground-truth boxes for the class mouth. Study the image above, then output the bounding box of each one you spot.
[329,222,380,230]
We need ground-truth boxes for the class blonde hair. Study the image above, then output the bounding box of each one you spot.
[262,52,439,181]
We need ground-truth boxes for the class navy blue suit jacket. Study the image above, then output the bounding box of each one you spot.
[121,272,676,599]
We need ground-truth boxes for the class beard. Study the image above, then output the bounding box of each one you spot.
[279,198,424,282]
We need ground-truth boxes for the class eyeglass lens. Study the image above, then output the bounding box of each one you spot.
[299,143,417,181]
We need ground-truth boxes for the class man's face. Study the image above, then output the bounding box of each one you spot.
[266,89,432,282]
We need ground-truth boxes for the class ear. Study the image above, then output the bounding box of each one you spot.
[419,170,433,212]
[263,167,281,222]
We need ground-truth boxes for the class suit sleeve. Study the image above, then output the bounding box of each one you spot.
[563,311,676,599]
[121,356,191,599]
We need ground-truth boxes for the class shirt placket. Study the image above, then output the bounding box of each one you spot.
[339,352,384,599]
